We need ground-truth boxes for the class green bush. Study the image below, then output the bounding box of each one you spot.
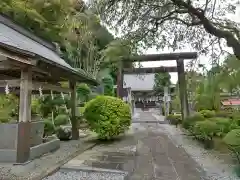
[102,77,114,96]
[79,107,85,115]
[167,114,182,126]
[215,111,231,118]
[84,96,131,140]
[209,117,233,136]
[89,92,99,100]
[192,120,219,149]
[54,114,69,126]
[223,129,240,165]
[182,112,205,130]
[43,119,55,136]
[77,83,91,102]
[199,110,215,118]
[230,112,240,121]
[192,120,219,141]
[224,129,240,146]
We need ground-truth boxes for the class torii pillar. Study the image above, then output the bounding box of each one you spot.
[176,59,190,120]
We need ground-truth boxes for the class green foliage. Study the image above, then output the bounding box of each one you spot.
[0,0,114,77]
[167,114,182,126]
[102,77,114,96]
[79,107,85,115]
[84,96,131,140]
[89,92,99,100]
[209,118,235,136]
[43,119,55,136]
[38,95,66,117]
[223,129,240,165]
[182,112,205,130]
[199,110,215,118]
[224,129,240,147]
[192,120,219,141]
[77,83,91,102]
[153,71,171,96]
[0,94,18,123]
[215,111,231,118]
[54,114,69,126]
[100,39,135,82]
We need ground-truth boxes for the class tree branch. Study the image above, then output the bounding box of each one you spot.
[171,0,240,60]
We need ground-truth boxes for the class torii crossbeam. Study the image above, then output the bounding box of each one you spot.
[117,52,197,120]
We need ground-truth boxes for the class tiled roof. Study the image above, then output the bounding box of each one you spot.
[0,14,97,84]
[0,23,73,69]
[221,99,240,106]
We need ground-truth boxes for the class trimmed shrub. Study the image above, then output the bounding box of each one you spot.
[167,114,182,126]
[209,117,233,136]
[43,119,55,137]
[84,96,131,140]
[199,110,215,118]
[79,107,85,115]
[54,114,69,126]
[192,120,219,149]
[223,129,240,165]
[182,112,205,130]
[55,126,72,141]
[224,129,240,147]
[215,111,231,118]
[230,112,240,121]
[89,92,99,100]
[193,120,219,140]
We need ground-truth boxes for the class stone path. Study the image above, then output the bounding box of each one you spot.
[45,111,208,180]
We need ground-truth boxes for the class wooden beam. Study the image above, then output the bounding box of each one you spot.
[123,66,177,73]
[69,81,79,140]
[124,52,197,62]
[32,82,70,93]
[0,48,36,65]
[0,79,70,93]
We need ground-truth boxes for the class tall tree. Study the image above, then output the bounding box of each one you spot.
[0,0,114,77]
[153,71,171,96]
[91,0,240,60]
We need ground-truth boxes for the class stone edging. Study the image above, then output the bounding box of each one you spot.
[29,143,97,180]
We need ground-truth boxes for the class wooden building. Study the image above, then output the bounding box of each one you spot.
[0,14,97,163]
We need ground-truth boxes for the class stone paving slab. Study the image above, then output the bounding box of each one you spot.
[50,112,207,180]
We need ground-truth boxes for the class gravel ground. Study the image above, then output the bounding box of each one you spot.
[0,135,96,180]
[44,171,126,180]
[152,116,239,180]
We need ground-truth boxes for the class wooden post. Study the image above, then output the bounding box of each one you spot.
[16,68,32,163]
[117,61,123,98]
[70,81,79,140]
[164,86,170,116]
[176,59,189,120]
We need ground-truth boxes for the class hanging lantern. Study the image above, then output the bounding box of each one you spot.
[5,84,9,94]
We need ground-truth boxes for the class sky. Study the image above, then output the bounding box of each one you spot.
[84,0,240,84]
[139,6,240,84]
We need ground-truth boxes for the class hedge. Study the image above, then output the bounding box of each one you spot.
[84,96,131,140]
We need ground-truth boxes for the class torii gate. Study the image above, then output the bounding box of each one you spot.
[117,52,197,120]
